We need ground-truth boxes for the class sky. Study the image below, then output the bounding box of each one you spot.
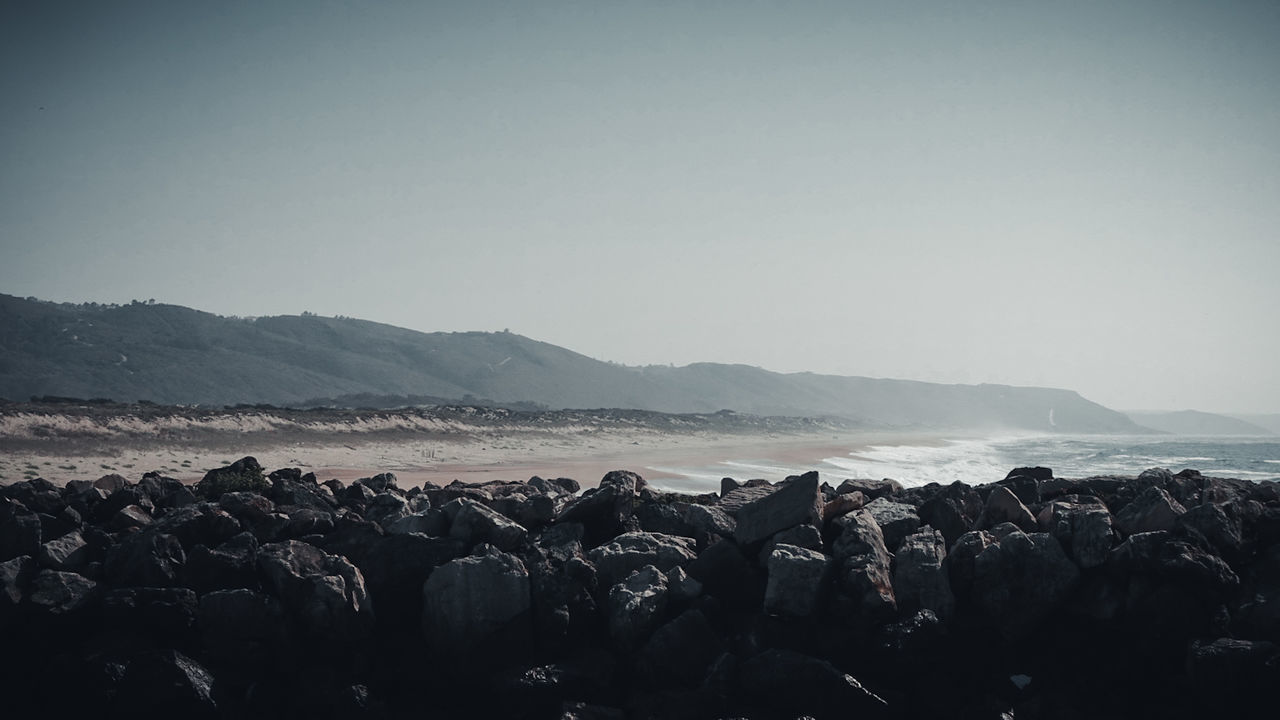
[2,1,1278,414]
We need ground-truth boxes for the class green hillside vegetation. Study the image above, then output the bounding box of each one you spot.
[0,294,1143,433]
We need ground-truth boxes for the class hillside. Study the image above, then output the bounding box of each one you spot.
[1127,410,1275,436]
[0,294,1143,433]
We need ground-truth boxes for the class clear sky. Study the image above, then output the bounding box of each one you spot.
[3,1,1278,414]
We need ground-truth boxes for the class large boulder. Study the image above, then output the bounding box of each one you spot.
[975,486,1037,532]
[764,543,830,617]
[112,649,218,719]
[587,532,697,588]
[863,497,921,551]
[835,478,903,501]
[448,498,528,551]
[1037,499,1114,569]
[256,540,375,645]
[422,548,532,663]
[29,569,97,616]
[636,609,724,688]
[105,531,186,586]
[556,471,643,545]
[1115,486,1187,537]
[183,532,258,592]
[608,565,668,650]
[965,528,1080,637]
[196,457,268,499]
[734,472,823,546]
[893,528,955,620]
[1,498,43,561]
[102,586,199,640]
[831,510,896,621]
[198,588,286,672]
[37,529,89,570]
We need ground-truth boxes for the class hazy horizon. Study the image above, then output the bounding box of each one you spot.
[4,1,1278,414]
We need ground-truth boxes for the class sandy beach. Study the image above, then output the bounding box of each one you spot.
[0,403,944,491]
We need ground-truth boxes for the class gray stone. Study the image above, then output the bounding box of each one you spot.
[976,485,1038,532]
[831,509,896,618]
[1116,486,1187,536]
[37,529,89,570]
[968,529,1080,637]
[864,497,921,550]
[683,503,735,537]
[608,565,668,650]
[734,472,823,546]
[449,498,528,551]
[1037,501,1114,569]
[365,492,411,528]
[893,528,955,620]
[764,543,830,617]
[257,540,374,643]
[422,548,531,655]
[587,531,697,587]
[29,569,97,615]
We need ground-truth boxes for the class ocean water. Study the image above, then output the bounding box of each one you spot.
[646,435,1280,494]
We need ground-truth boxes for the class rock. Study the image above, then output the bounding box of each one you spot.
[270,477,338,513]
[105,531,186,586]
[113,649,218,718]
[587,532,697,588]
[686,502,737,535]
[831,509,896,620]
[764,543,830,617]
[148,503,241,551]
[608,565,668,650]
[449,498,528,551]
[198,588,286,670]
[758,523,823,565]
[93,473,130,494]
[218,491,275,526]
[386,511,447,536]
[29,569,97,615]
[739,648,888,719]
[734,472,823,546]
[0,498,43,561]
[102,586,198,639]
[835,477,903,501]
[357,472,399,492]
[967,529,1080,637]
[1,555,34,617]
[182,532,259,592]
[281,506,335,537]
[107,504,153,532]
[37,529,89,570]
[365,492,410,528]
[976,486,1038,532]
[893,528,955,620]
[686,538,758,609]
[257,540,375,645]
[634,500,691,537]
[356,532,466,625]
[1111,532,1239,591]
[822,491,865,523]
[717,484,777,516]
[530,476,580,496]
[1116,486,1187,536]
[556,472,642,545]
[637,609,723,687]
[918,485,980,548]
[1178,502,1244,557]
[422,548,532,662]
[863,497,921,551]
[1187,638,1280,717]
[997,474,1041,506]
[197,456,268,499]
[1037,500,1114,569]
[1006,466,1053,481]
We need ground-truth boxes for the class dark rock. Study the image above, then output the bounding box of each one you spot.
[529,476,580,496]
[269,477,337,513]
[1037,499,1114,569]
[113,649,218,718]
[268,467,303,482]
[102,586,198,639]
[3,477,65,514]
[863,497,921,551]
[183,531,258,592]
[918,484,980,548]
[832,509,896,619]
[967,529,1080,637]
[608,564,668,650]
[281,506,335,537]
[758,523,823,565]
[107,504,153,532]
[687,538,759,608]
[196,456,268,499]
[1006,466,1053,481]
[1186,638,1280,717]
[422,547,532,663]
[734,471,823,546]
[89,486,154,525]
[975,485,1038,532]
[1112,532,1239,591]
[1178,502,1244,557]
[738,648,888,719]
[556,471,642,546]
[587,531,697,588]
[1,555,34,619]
[37,529,89,570]
[357,472,399,492]
[149,503,241,551]
[105,531,186,586]
[29,568,97,615]
[764,543,829,617]
[217,491,275,526]
[0,498,42,561]
[637,609,724,688]
[634,500,693,537]
[717,484,776,516]
[448,497,528,551]
[364,492,410,528]
[893,528,955,620]
[997,474,1041,505]
[1116,486,1187,536]
[835,477,903,501]
[257,540,375,645]
[386,510,448,536]
[822,491,865,523]
[357,532,466,626]
[198,588,286,671]
[93,473,130,494]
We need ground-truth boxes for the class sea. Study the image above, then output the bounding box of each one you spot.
[646,435,1280,494]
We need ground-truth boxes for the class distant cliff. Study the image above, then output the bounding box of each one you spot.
[0,294,1143,433]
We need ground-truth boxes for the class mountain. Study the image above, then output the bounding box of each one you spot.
[0,294,1144,433]
[1125,410,1275,436]
[1231,414,1280,435]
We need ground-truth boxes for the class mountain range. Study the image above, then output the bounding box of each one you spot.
[0,293,1156,434]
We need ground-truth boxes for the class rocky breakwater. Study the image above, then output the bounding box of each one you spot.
[2,461,1279,718]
